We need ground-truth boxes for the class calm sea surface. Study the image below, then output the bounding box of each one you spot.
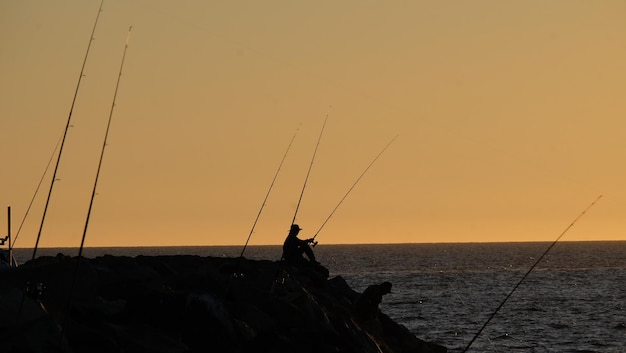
[13,241,626,352]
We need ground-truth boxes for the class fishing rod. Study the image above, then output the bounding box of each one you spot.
[31,0,104,261]
[291,114,328,226]
[311,134,399,243]
[1,206,13,267]
[62,26,132,342]
[10,135,63,250]
[7,207,12,265]
[240,126,299,257]
[462,194,603,353]
[78,26,132,257]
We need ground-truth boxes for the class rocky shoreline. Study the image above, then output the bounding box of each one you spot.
[1,254,446,353]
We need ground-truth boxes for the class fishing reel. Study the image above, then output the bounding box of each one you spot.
[307,238,318,247]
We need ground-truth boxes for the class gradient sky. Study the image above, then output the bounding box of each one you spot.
[1,0,625,247]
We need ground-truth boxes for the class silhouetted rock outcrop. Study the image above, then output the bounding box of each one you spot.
[0,254,446,353]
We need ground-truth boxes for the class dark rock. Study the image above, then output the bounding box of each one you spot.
[0,255,446,353]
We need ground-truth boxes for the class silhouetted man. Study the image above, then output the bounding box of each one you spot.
[282,224,319,265]
[353,281,393,322]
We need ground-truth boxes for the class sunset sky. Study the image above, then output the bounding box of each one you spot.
[1,1,625,248]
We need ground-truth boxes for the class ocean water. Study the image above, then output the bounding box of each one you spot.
[12,241,626,352]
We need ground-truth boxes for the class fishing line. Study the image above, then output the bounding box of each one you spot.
[240,126,300,257]
[291,114,328,226]
[462,194,603,353]
[31,0,104,261]
[445,268,501,352]
[312,134,398,242]
[10,134,63,250]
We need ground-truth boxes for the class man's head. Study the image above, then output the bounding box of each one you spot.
[380,281,392,295]
[289,224,302,236]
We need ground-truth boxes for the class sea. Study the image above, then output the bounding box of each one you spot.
[11,241,626,353]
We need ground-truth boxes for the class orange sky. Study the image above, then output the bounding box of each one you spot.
[1,1,625,247]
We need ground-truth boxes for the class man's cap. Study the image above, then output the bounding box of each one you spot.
[290,224,302,231]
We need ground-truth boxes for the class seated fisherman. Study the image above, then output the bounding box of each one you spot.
[282,224,319,265]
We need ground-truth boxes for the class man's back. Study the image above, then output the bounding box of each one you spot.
[282,235,301,262]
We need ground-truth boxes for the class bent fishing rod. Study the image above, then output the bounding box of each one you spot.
[240,126,299,257]
[311,134,399,244]
[291,114,328,227]
[462,194,603,353]
[32,0,104,261]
